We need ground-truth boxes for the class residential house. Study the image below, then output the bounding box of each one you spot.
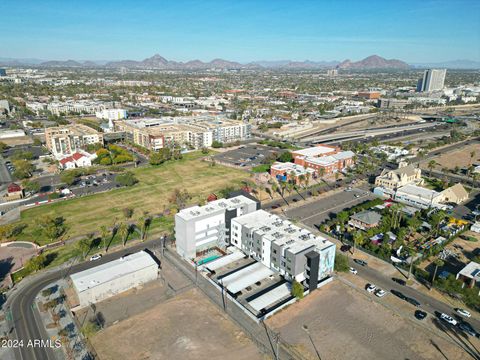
[349,210,382,230]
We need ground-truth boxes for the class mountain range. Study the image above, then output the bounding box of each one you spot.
[0,54,478,70]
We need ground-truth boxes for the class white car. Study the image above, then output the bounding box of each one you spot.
[456,309,471,318]
[375,289,386,298]
[349,267,358,275]
[366,284,376,293]
[89,254,102,261]
[440,313,458,326]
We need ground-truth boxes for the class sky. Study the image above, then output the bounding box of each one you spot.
[1,0,479,63]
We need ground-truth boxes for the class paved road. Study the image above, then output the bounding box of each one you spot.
[348,256,480,333]
[5,238,162,360]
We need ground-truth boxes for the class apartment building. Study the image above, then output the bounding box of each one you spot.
[96,108,127,120]
[291,145,355,176]
[231,210,335,289]
[115,115,250,151]
[175,195,259,259]
[45,124,104,158]
[46,100,111,116]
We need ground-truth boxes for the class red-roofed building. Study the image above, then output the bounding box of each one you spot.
[4,183,23,201]
[59,151,96,169]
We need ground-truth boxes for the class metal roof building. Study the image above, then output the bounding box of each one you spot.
[70,251,158,308]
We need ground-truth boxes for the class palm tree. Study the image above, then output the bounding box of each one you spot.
[469,150,476,166]
[298,174,306,189]
[431,258,444,289]
[427,160,437,177]
[118,223,129,247]
[305,172,310,189]
[407,246,416,280]
[100,225,109,251]
[352,231,364,254]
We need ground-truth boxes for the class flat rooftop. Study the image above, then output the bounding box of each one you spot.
[176,195,257,221]
[397,184,441,200]
[293,145,337,158]
[233,210,333,253]
[70,251,158,293]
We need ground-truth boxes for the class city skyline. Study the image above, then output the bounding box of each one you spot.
[1,0,479,63]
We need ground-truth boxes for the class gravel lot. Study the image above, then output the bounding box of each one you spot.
[91,288,263,360]
[267,280,474,360]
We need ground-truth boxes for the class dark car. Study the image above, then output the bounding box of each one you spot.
[414,310,427,320]
[354,259,367,266]
[406,297,421,307]
[392,277,406,286]
[391,289,406,300]
[459,322,477,337]
[340,244,351,252]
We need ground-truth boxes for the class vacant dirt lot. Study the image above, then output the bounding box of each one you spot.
[267,281,472,360]
[424,143,480,170]
[91,288,263,360]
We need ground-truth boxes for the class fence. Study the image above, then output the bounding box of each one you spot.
[163,247,306,360]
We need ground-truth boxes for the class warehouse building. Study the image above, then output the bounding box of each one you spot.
[70,251,158,308]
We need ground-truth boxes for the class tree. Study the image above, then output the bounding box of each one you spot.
[36,216,66,242]
[406,246,416,280]
[60,171,78,186]
[116,172,138,187]
[12,159,35,179]
[352,231,364,254]
[334,253,349,272]
[77,237,92,259]
[22,180,40,194]
[118,223,130,247]
[25,253,46,273]
[100,225,109,251]
[469,150,476,166]
[169,189,192,210]
[277,151,293,163]
[431,258,444,289]
[265,187,273,199]
[291,280,304,299]
[336,211,349,227]
[427,160,437,176]
[123,207,134,219]
[212,141,223,148]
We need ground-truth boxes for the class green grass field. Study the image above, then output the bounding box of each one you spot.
[15,151,250,244]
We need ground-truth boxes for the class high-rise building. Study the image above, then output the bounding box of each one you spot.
[327,69,338,77]
[417,69,446,92]
[0,69,6,77]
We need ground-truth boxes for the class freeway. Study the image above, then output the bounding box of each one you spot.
[5,238,162,360]
[347,256,480,333]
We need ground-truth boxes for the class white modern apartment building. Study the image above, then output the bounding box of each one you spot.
[417,69,446,92]
[96,108,127,120]
[231,210,335,289]
[175,195,259,259]
[46,100,112,116]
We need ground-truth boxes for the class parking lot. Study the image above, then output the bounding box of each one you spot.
[213,144,279,168]
[285,186,376,228]
[267,280,476,360]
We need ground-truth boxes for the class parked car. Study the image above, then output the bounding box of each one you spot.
[456,308,471,318]
[406,297,421,307]
[366,284,376,293]
[375,289,386,297]
[459,322,477,337]
[391,289,407,300]
[440,313,458,326]
[340,244,351,252]
[392,277,406,286]
[89,254,102,261]
[354,259,367,266]
[414,310,427,320]
[349,267,358,275]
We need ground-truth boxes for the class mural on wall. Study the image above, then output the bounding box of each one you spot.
[319,245,335,279]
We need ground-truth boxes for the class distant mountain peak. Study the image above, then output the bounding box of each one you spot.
[337,55,409,69]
